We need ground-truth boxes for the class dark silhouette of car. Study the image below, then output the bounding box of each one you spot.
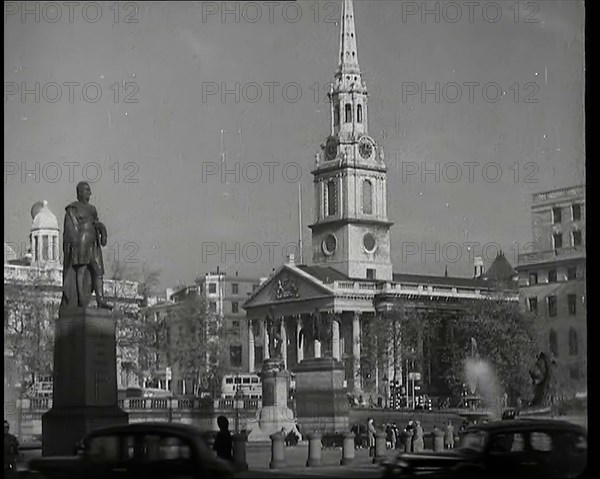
[27,422,235,479]
[381,419,587,478]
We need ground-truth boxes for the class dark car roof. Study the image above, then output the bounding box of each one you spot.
[466,419,586,435]
[86,422,208,438]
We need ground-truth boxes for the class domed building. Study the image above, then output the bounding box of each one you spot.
[30,200,60,266]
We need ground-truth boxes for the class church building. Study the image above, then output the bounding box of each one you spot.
[242,0,518,402]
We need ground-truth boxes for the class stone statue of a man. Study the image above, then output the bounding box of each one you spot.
[60,181,112,310]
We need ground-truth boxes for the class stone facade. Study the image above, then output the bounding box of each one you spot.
[516,185,586,394]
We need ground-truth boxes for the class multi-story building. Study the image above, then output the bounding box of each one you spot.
[171,268,261,371]
[516,185,586,394]
[140,268,262,395]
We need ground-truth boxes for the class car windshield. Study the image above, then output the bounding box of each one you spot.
[459,430,488,452]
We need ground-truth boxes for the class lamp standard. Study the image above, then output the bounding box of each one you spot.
[383,375,389,409]
[234,387,244,433]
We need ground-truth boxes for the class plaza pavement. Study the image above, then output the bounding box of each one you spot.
[234,443,397,478]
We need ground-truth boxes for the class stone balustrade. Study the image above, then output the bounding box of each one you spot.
[17,397,262,412]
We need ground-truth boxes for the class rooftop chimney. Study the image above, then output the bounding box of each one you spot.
[474,256,484,278]
[288,253,295,265]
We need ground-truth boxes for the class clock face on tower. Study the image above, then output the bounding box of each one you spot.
[358,136,375,160]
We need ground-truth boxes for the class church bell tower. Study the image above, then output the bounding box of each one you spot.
[309,0,393,281]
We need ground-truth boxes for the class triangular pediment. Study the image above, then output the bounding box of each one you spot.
[243,264,334,311]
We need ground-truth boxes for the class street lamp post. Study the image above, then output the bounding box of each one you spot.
[383,375,388,409]
[234,387,244,433]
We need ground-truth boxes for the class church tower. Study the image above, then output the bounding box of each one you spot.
[309,0,392,281]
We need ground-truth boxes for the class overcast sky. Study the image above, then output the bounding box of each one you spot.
[4,1,585,289]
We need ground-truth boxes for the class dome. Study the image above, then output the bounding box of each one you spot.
[31,200,59,231]
[31,201,44,219]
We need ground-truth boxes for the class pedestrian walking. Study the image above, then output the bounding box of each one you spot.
[367,418,376,457]
[4,420,20,477]
[412,420,424,452]
[445,421,455,449]
[391,422,399,449]
[213,416,233,462]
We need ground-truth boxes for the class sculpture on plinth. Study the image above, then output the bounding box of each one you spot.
[61,181,112,311]
[43,182,126,456]
[529,352,557,407]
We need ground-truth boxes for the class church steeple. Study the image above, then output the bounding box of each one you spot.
[336,0,361,79]
[309,0,393,281]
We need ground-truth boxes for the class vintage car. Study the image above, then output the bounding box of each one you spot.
[27,422,235,479]
[381,418,587,479]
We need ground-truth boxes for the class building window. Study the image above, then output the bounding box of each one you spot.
[254,346,264,365]
[232,283,238,295]
[366,268,376,280]
[51,236,57,260]
[549,329,558,357]
[553,233,562,249]
[569,328,578,356]
[345,103,352,123]
[362,179,373,214]
[233,320,239,329]
[34,236,39,261]
[327,180,338,216]
[547,296,557,317]
[552,207,562,224]
[572,230,582,247]
[572,204,581,221]
[209,302,217,313]
[357,104,363,123]
[548,270,557,283]
[42,235,49,260]
[232,302,239,314]
[208,283,217,294]
[568,295,577,315]
[334,104,340,126]
[567,267,577,280]
[529,272,538,285]
[229,345,242,367]
[528,297,538,315]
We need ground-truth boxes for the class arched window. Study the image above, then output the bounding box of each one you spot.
[334,104,340,126]
[345,103,352,123]
[357,104,363,123]
[327,180,337,216]
[362,179,373,214]
[549,329,558,357]
[569,328,578,356]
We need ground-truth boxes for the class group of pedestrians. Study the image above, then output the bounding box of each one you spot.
[364,417,456,454]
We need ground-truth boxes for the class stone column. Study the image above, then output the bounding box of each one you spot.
[296,316,304,363]
[248,320,255,373]
[280,318,287,370]
[332,318,340,361]
[263,318,270,360]
[352,312,362,392]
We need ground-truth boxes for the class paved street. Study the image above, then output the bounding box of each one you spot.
[234,443,392,478]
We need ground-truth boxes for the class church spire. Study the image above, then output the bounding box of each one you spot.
[336,0,361,79]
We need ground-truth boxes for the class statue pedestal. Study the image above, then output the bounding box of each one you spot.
[42,308,128,456]
[292,357,349,435]
[245,358,298,442]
